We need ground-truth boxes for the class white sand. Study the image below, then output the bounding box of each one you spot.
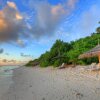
[1,66,100,100]
[0,76,12,99]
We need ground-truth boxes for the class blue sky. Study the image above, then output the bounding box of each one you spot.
[0,0,100,65]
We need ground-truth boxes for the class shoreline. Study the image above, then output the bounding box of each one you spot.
[1,66,100,100]
[0,66,20,100]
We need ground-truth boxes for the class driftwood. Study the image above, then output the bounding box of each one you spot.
[59,63,76,69]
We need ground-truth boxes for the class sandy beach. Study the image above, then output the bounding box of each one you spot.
[1,66,100,100]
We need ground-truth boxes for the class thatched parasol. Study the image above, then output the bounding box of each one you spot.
[79,45,100,65]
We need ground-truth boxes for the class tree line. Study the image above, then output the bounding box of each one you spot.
[26,24,100,67]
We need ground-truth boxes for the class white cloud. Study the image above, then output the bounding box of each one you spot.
[26,0,79,39]
[0,0,79,44]
[0,2,26,43]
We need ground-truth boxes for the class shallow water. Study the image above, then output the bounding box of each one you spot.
[0,66,19,99]
[0,66,19,76]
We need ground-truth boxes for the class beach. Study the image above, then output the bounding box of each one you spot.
[1,66,100,100]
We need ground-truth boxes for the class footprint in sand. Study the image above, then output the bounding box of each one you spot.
[76,92,83,100]
[73,90,83,100]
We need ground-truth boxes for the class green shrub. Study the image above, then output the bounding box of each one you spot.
[25,59,39,67]
[40,61,49,67]
[53,60,61,67]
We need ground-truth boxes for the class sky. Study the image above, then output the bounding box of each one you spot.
[0,0,100,65]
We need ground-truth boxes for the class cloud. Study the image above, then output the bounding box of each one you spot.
[0,48,4,54]
[7,1,17,9]
[28,0,78,39]
[8,59,16,63]
[20,53,32,57]
[0,58,26,65]
[67,0,78,9]
[0,0,78,44]
[0,1,26,43]
[2,59,7,62]
[2,59,16,63]
[16,39,26,47]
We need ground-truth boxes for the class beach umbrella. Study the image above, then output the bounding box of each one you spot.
[79,45,100,65]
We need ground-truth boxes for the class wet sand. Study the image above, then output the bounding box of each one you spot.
[1,66,100,100]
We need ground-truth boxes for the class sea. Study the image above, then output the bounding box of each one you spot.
[0,66,19,98]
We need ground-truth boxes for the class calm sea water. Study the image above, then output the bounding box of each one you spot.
[0,66,19,76]
[0,66,19,98]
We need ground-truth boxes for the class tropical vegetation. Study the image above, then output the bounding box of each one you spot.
[26,25,100,67]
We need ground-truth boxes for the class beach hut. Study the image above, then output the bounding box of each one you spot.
[79,45,100,66]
